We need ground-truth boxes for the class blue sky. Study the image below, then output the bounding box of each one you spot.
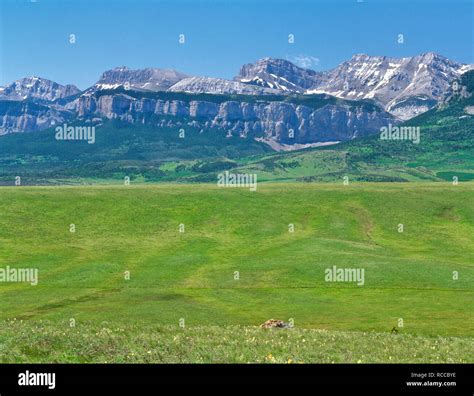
[0,0,472,89]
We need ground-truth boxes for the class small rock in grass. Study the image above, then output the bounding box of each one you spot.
[260,319,291,329]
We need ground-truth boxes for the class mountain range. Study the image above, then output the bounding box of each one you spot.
[0,52,471,148]
[236,53,472,119]
[0,69,472,184]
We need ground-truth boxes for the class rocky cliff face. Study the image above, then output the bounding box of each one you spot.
[67,92,394,143]
[0,101,72,135]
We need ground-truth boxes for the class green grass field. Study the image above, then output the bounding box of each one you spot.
[0,183,473,362]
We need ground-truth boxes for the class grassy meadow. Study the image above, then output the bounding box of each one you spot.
[2,321,473,363]
[0,182,473,362]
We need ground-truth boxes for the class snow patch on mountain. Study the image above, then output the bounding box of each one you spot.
[96,66,188,92]
[168,76,280,95]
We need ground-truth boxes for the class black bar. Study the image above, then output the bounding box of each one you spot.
[0,364,472,394]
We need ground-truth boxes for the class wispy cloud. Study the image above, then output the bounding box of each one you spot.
[288,55,320,70]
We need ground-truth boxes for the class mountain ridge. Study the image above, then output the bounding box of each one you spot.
[0,76,80,101]
[236,53,472,119]
[0,52,471,146]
